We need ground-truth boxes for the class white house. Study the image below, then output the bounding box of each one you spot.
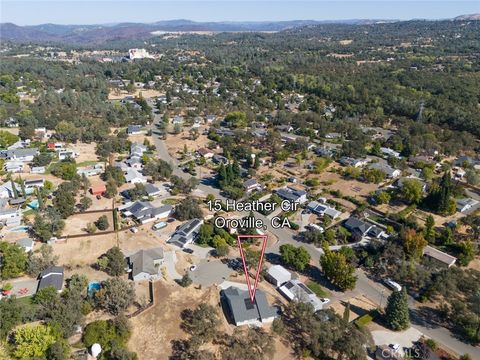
[124,169,147,184]
[266,265,291,287]
[16,238,34,252]
[128,248,164,281]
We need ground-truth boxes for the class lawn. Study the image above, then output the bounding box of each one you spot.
[307,281,330,298]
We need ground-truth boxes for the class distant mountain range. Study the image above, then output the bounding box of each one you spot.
[0,16,478,45]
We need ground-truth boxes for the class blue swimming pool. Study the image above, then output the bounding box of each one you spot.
[9,226,31,233]
[87,281,101,297]
[27,200,39,209]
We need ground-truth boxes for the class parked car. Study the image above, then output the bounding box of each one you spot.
[390,344,400,351]
[183,248,194,254]
[384,278,402,291]
[130,227,138,233]
[189,265,197,271]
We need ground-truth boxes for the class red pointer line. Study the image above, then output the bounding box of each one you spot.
[251,236,268,303]
[236,236,254,301]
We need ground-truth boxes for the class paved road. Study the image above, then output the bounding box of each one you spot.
[147,99,480,357]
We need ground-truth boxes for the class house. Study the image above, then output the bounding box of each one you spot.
[278,280,328,312]
[368,163,401,179]
[58,149,77,160]
[453,156,480,169]
[397,176,427,192]
[9,197,26,206]
[197,148,214,159]
[120,201,172,224]
[212,154,229,165]
[77,164,104,177]
[221,286,278,326]
[423,245,456,268]
[243,179,262,193]
[128,248,164,281]
[37,266,64,293]
[126,156,143,169]
[90,184,107,196]
[30,166,46,174]
[130,143,148,157]
[168,218,203,248]
[127,125,143,135]
[25,179,44,189]
[275,125,294,133]
[172,116,184,125]
[4,161,23,173]
[0,208,22,226]
[124,168,147,184]
[5,148,38,162]
[456,198,479,213]
[325,132,342,139]
[307,201,342,219]
[205,115,216,123]
[275,187,308,204]
[344,217,373,237]
[266,265,291,287]
[16,238,34,252]
[339,157,368,168]
[380,147,401,159]
[144,183,162,197]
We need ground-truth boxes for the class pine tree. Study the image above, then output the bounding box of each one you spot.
[385,287,410,331]
[343,302,350,324]
[424,215,436,241]
[437,171,452,214]
[18,177,26,197]
[10,179,18,199]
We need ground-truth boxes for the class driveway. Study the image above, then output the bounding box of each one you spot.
[7,279,39,298]
[184,244,213,259]
[189,260,233,287]
[163,251,181,280]
[372,328,423,357]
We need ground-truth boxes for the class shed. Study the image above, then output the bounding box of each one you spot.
[266,265,291,287]
[90,184,107,196]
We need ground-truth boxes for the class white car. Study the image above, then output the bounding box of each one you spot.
[384,278,402,292]
[130,227,138,233]
[390,343,400,351]
[189,265,197,272]
[319,298,330,305]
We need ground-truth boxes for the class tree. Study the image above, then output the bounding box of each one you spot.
[32,152,53,167]
[400,179,423,204]
[375,191,391,205]
[78,196,92,212]
[403,229,427,259]
[0,296,30,339]
[51,160,77,181]
[224,111,247,128]
[105,176,118,198]
[429,171,454,214]
[53,182,77,218]
[175,196,203,220]
[0,242,28,279]
[179,273,193,287]
[424,215,436,241]
[385,287,410,331]
[143,159,172,180]
[100,247,126,276]
[221,328,274,360]
[27,244,59,276]
[279,244,311,271]
[46,340,70,360]
[181,304,220,343]
[320,246,357,291]
[362,168,385,183]
[94,278,135,315]
[13,324,57,360]
[33,209,65,242]
[0,130,18,148]
[95,215,109,230]
[465,170,480,186]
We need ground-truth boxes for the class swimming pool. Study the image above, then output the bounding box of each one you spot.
[87,281,101,297]
[27,200,39,209]
[9,226,31,233]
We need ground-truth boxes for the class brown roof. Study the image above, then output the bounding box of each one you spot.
[90,184,107,193]
[423,245,456,267]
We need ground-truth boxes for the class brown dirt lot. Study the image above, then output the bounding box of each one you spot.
[128,282,223,359]
[313,167,380,198]
[62,211,114,236]
[108,89,164,100]
[164,130,210,161]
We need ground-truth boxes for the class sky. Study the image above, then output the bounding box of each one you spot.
[1,0,479,25]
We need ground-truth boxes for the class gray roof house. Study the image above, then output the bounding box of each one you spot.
[278,280,328,312]
[307,201,342,219]
[275,187,308,204]
[127,125,143,135]
[16,238,34,252]
[0,207,22,226]
[344,217,373,236]
[5,148,38,162]
[144,183,162,197]
[128,248,164,281]
[221,286,278,326]
[120,201,172,224]
[266,265,292,287]
[37,266,64,293]
[168,218,203,248]
[456,198,479,213]
[368,163,401,178]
